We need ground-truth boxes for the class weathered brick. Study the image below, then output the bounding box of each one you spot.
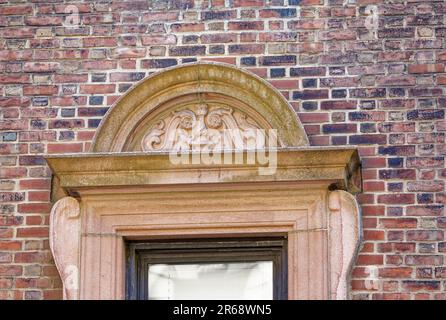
[406,206,444,217]
[378,194,415,205]
[379,169,416,180]
[169,46,206,56]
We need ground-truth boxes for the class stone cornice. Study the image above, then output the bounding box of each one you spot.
[45,147,361,196]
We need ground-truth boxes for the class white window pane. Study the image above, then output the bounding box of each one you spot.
[148,261,273,300]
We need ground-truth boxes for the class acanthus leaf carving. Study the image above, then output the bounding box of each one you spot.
[141,104,266,152]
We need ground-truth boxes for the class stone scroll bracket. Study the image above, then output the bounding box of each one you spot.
[49,196,81,300]
[328,190,362,300]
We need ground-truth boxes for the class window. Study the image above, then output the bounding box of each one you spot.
[126,238,287,300]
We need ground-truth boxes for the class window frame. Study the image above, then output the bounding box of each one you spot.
[126,237,288,300]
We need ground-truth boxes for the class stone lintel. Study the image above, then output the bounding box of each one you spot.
[45,147,361,196]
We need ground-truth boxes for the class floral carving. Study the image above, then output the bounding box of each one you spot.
[141,104,267,152]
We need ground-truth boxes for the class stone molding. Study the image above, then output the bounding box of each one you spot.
[91,62,309,152]
[328,190,362,300]
[49,197,81,300]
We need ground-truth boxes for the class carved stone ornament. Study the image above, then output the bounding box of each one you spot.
[328,190,361,300]
[46,63,362,300]
[49,197,80,300]
[141,104,269,152]
[91,62,309,152]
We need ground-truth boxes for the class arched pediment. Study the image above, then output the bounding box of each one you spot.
[91,62,309,152]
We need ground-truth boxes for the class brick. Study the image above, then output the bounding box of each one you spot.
[406,206,444,217]
[110,73,145,82]
[350,135,387,145]
[321,101,356,110]
[379,169,416,180]
[169,46,206,56]
[83,37,117,47]
[377,75,416,86]
[16,228,49,238]
[407,110,444,121]
[18,203,51,214]
[378,194,415,205]
[407,181,444,192]
[293,90,329,100]
[356,254,383,266]
[201,10,236,21]
[233,0,264,7]
[0,265,22,276]
[290,67,325,77]
[379,267,413,278]
[259,55,296,66]
[379,218,417,229]
[201,34,237,44]
[322,124,357,134]
[378,27,415,38]
[402,281,441,291]
[0,5,32,15]
[141,59,177,69]
[49,120,84,129]
[79,84,115,94]
[171,23,205,32]
[228,21,264,31]
[407,231,443,241]
[47,143,83,153]
[378,146,415,156]
[259,9,296,18]
[25,16,63,26]
[407,157,444,168]
[409,63,444,74]
[228,44,265,54]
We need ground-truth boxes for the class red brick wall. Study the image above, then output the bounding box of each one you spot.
[0,0,445,300]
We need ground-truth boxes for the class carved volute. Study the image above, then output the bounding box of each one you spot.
[138,103,271,152]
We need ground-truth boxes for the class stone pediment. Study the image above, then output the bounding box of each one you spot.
[91,62,309,152]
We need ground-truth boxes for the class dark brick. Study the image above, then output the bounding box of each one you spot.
[322,124,357,134]
[168,46,206,57]
[18,156,45,166]
[240,57,256,66]
[89,96,103,105]
[78,107,109,117]
[201,10,236,21]
[360,123,376,133]
[349,135,387,145]
[32,97,48,106]
[88,119,101,128]
[141,59,178,69]
[302,79,317,88]
[91,74,107,82]
[332,89,347,98]
[290,67,325,77]
[259,55,296,66]
[270,68,285,78]
[378,27,415,38]
[379,169,416,180]
[407,110,444,121]
[388,158,404,168]
[60,108,76,118]
[378,146,416,156]
[293,90,329,100]
[302,101,317,111]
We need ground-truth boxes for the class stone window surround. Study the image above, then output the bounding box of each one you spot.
[46,62,362,300]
